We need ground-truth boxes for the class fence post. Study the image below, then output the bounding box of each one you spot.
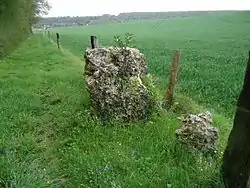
[90,36,98,49]
[221,50,250,188]
[166,50,181,108]
[56,33,60,50]
[48,30,51,42]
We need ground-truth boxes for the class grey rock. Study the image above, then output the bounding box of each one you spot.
[84,46,154,123]
[175,111,219,154]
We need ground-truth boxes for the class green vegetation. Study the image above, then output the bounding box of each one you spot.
[0,33,230,187]
[0,0,50,58]
[1,11,248,187]
[114,33,135,48]
[36,10,236,28]
[51,11,250,117]
[0,0,33,57]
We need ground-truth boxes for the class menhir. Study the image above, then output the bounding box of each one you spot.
[84,46,154,123]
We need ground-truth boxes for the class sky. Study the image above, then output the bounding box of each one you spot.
[46,0,250,17]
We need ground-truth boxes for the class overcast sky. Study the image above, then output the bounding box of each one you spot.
[46,0,250,17]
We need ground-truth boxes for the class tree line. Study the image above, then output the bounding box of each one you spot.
[36,11,216,28]
[0,0,51,57]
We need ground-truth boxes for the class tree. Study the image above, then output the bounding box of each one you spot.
[34,0,51,17]
[221,51,250,188]
[0,0,35,57]
[30,0,51,33]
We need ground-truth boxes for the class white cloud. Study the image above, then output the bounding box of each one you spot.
[46,0,250,17]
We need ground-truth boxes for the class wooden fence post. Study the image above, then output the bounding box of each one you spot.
[221,50,250,188]
[56,33,60,49]
[166,50,181,108]
[90,36,98,49]
[48,30,51,42]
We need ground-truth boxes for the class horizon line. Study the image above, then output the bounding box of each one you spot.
[43,9,250,18]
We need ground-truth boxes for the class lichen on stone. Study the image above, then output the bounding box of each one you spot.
[175,111,219,154]
[84,46,154,123]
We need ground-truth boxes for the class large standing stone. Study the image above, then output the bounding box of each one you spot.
[84,47,154,123]
[175,111,219,154]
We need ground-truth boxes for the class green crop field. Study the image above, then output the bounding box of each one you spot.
[1,11,249,187]
[51,11,250,117]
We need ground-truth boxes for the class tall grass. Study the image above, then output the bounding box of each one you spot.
[0,34,230,187]
[2,11,246,187]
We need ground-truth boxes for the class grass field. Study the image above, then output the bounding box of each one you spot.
[0,34,230,188]
[51,11,250,117]
[0,11,248,187]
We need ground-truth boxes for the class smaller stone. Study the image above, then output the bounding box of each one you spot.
[175,111,219,154]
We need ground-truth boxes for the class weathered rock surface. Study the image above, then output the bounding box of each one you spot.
[175,111,219,154]
[84,46,154,123]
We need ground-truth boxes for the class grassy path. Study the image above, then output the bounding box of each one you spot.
[0,35,88,187]
[0,35,230,187]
